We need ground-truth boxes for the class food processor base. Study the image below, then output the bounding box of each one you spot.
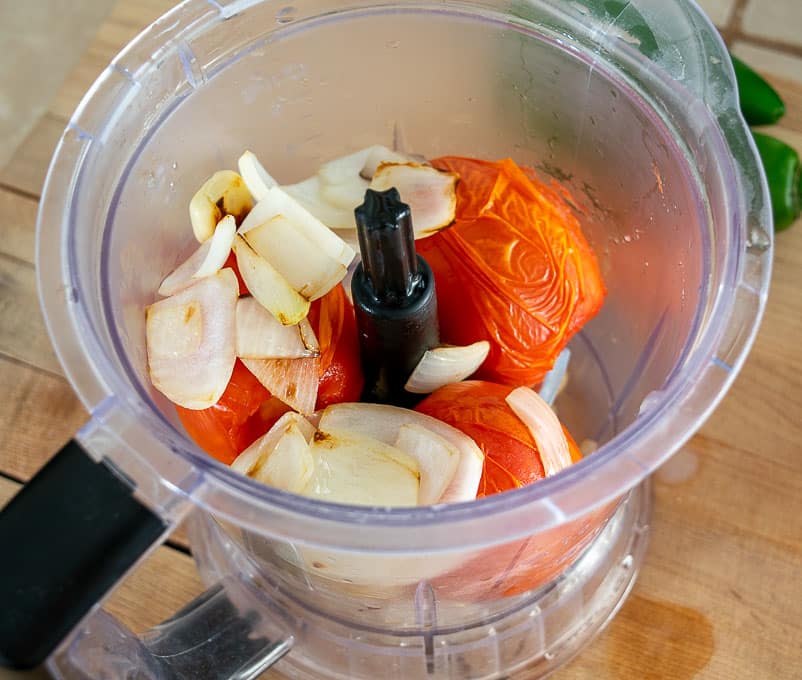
[187,480,652,680]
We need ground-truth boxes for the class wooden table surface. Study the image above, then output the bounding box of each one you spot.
[1,1,801,678]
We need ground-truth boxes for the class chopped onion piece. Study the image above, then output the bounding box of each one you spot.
[241,186,354,268]
[242,356,320,416]
[317,147,375,185]
[299,317,320,354]
[320,177,369,210]
[158,216,237,296]
[231,412,316,494]
[394,424,459,505]
[282,145,415,230]
[193,215,237,279]
[332,228,360,255]
[405,341,490,394]
[255,423,315,492]
[284,176,357,230]
[438,441,483,504]
[369,163,457,238]
[318,403,483,503]
[360,145,414,180]
[189,170,252,242]
[146,269,238,409]
[244,218,346,301]
[232,235,310,325]
[236,296,319,359]
[158,242,210,297]
[237,150,278,201]
[304,429,419,506]
[506,386,572,477]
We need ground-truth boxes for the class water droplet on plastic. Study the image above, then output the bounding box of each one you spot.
[386,39,400,49]
[171,161,178,170]
[544,652,556,661]
[638,391,662,415]
[275,6,296,23]
[621,554,634,569]
[623,234,632,243]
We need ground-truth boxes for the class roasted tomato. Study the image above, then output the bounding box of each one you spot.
[308,283,364,409]
[177,359,288,465]
[415,380,582,497]
[417,156,606,386]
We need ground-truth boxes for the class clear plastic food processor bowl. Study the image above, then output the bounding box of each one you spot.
[36,1,771,678]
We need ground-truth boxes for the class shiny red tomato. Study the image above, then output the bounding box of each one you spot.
[417,156,606,387]
[178,284,363,464]
[415,380,581,497]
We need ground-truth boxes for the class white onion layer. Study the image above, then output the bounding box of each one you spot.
[242,356,320,416]
[231,411,316,494]
[158,215,237,297]
[303,429,420,507]
[505,387,573,477]
[236,296,319,359]
[404,341,490,394]
[232,234,310,325]
[394,423,459,505]
[189,170,252,243]
[369,163,458,239]
[238,150,278,201]
[146,269,238,409]
[318,403,484,504]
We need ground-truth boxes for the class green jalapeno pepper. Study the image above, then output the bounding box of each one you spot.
[753,132,801,231]
[731,54,786,126]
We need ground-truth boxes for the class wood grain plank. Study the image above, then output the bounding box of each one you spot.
[0,187,38,265]
[0,254,62,375]
[0,184,67,377]
[105,540,204,634]
[0,356,86,480]
[50,0,177,121]
[0,113,66,198]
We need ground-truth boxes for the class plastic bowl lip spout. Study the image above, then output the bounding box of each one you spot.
[37,0,772,552]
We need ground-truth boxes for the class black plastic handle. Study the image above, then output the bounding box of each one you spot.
[0,439,166,670]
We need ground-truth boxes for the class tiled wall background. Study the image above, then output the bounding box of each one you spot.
[699,0,802,84]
